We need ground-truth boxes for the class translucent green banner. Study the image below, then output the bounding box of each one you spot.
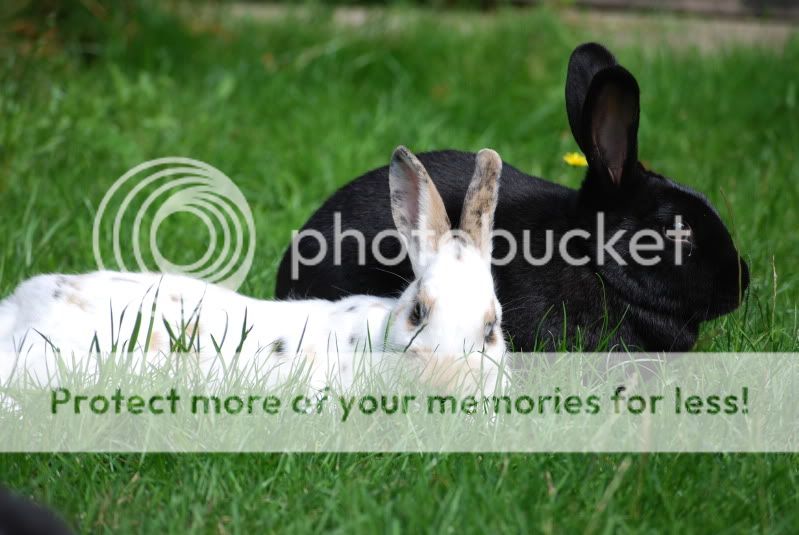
[1,353,795,452]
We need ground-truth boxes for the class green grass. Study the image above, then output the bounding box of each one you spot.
[1,3,798,533]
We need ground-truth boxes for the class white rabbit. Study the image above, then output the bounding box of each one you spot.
[0,147,506,392]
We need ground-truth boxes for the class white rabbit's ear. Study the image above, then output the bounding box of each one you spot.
[459,149,501,262]
[389,146,451,274]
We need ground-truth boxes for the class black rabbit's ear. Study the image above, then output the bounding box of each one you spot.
[565,42,618,149]
[581,65,640,187]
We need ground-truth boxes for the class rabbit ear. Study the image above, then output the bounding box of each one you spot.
[389,146,451,274]
[581,66,640,187]
[566,42,618,150]
[460,149,501,262]
[566,43,640,188]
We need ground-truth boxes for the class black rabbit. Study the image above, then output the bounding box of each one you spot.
[275,43,749,352]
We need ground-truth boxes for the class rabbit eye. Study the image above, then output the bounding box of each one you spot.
[484,321,497,344]
[409,301,428,327]
[664,219,692,243]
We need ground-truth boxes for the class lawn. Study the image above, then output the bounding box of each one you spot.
[1,2,798,532]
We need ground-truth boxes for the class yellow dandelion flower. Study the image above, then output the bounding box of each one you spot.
[563,152,588,167]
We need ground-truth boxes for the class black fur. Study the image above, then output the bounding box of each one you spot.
[275,43,749,352]
[0,487,74,535]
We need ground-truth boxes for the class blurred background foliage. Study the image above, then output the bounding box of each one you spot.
[0,0,493,68]
[2,0,793,68]
[2,0,131,58]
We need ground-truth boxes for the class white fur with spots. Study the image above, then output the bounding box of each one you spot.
[0,148,507,393]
